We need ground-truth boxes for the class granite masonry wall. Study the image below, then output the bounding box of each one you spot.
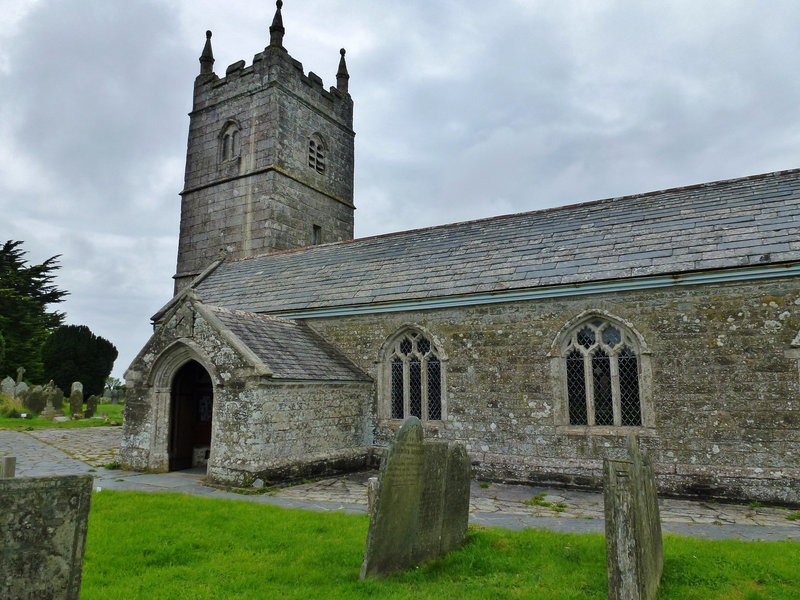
[176,43,355,291]
[306,276,800,504]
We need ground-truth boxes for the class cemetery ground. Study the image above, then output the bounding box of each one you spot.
[0,401,123,430]
[3,424,800,598]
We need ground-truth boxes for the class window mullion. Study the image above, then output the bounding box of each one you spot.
[420,355,428,421]
[584,351,595,426]
[610,352,621,426]
[403,358,410,419]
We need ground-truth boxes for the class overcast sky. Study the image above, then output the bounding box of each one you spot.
[2,0,800,379]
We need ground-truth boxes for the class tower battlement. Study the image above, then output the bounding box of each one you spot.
[174,1,355,293]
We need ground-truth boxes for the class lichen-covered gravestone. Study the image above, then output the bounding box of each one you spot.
[603,435,663,600]
[360,417,471,579]
[85,394,99,418]
[69,382,83,418]
[1,376,15,398]
[0,474,93,600]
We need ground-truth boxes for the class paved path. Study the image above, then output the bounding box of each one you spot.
[2,426,798,541]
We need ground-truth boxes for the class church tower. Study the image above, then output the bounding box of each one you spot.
[174,1,355,292]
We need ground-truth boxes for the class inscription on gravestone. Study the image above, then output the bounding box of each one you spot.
[360,417,471,579]
[603,435,663,600]
[0,474,93,600]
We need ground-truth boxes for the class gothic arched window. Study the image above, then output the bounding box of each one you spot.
[382,329,444,422]
[219,121,240,163]
[308,134,325,174]
[554,313,652,429]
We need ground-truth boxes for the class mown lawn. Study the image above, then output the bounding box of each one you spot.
[0,402,123,430]
[83,491,800,600]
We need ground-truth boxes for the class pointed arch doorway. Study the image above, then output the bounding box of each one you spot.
[169,360,214,471]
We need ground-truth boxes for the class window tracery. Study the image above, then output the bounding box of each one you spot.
[383,329,443,421]
[308,134,325,174]
[555,314,651,429]
[219,121,240,163]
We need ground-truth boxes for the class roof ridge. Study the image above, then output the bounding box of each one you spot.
[224,166,800,264]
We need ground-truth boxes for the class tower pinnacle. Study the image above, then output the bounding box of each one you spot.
[269,0,285,47]
[199,30,214,75]
[336,48,349,93]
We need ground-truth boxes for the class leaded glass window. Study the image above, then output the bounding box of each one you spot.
[385,331,443,421]
[563,319,642,427]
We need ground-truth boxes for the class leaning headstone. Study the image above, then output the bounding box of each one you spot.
[0,456,15,478]
[603,435,663,600]
[69,382,83,419]
[0,474,93,600]
[0,376,14,398]
[360,417,471,579]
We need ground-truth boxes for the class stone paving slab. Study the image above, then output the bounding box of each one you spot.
[1,427,798,541]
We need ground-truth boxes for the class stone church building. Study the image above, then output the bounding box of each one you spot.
[121,3,800,503]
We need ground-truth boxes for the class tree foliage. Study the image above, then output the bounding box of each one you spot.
[0,240,67,380]
[42,325,118,397]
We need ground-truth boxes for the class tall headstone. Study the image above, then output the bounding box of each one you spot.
[15,381,29,402]
[1,376,14,398]
[15,366,25,386]
[360,417,471,579]
[603,435,663,600]
[69,382,83,418]
[0,474,93,600]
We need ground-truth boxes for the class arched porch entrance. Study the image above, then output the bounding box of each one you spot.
[169,360,214,471]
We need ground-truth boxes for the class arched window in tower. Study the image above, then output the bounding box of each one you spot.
[219,121,241,163]
[383,328,444,422]
[555,313,652,428]
[308,134,326,174]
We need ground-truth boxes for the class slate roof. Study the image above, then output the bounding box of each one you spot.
[207,306,369,381]
[195,168,800,314]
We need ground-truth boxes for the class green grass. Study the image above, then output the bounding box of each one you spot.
[82,491,800,599]
[0,402,123,430]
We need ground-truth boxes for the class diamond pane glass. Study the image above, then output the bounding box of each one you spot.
[427,357,441,420]
[399,337,412,355]
[391,359,403,419]
[592,349,613,426]
[602,326,621,347]
[566,349,587,425]
[409,358,422,419]
[618,347,642,426]
[417,337,430,354]
[577,327,595,348]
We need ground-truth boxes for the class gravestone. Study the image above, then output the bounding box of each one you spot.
[27,385,47,414]
[86,395,99,416]
[603,435,663,600]
[1,376,14,398]
[15,381,29,403]
[360,417,471,579]
[16,366,25,385]
[69,382,83,419]
[1,456,15,478]
[42,397,57,420]
[0,474,93,600]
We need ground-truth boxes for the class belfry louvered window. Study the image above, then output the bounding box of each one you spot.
[308,136,325,174]
[387,331,443,421]
[563,319,642,427]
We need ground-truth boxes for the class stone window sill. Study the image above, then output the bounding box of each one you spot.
[378,418,442,432]
[556,425,656,437]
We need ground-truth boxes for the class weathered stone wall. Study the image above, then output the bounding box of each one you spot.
[208,380,374,484]
[307,276,800,503]
[176,44,355,289]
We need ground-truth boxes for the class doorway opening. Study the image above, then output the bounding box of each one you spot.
[168,360,213,471]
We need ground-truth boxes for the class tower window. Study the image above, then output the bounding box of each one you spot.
[219,121,241,163]
[308,135,325,174]
[312,225,322,245]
